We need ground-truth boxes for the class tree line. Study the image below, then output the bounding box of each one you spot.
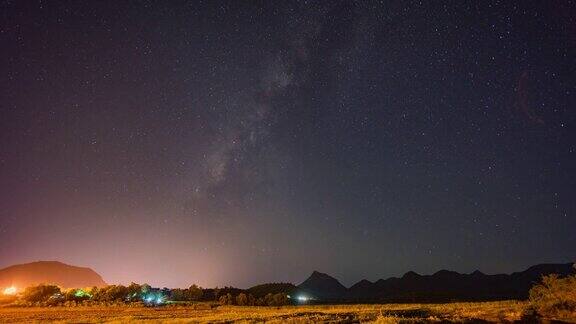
[9,282,293,307]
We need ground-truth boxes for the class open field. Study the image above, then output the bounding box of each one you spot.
[2,300,567,323]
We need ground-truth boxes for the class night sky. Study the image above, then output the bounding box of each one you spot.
[1,1,575,289]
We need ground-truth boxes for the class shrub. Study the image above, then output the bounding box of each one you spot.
[264,292,290,306]
[172,285,203,301]
[529,270,576,320]
[93,285,129,302]
[126,283,142,301]
[218,293,234,305]
[21,285,61,303]
[236,293,248,306]
[170,288,188,301]
[188,284,203,301]
[271,292,290,306]
[64,288,92,302]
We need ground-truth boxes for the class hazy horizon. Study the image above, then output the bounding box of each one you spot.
[2,258,573,289]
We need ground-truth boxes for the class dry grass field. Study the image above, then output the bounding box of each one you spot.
[1,300,562,323]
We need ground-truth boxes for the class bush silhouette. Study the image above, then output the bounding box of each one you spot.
[22,284,61,303]
[529,264,576,320]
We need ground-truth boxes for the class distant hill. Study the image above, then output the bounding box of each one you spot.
[298,271,348,300]
[247,283,297,298]
[296,263,575,302]
[0,261,106,289]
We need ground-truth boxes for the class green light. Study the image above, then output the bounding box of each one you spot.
[74,289,92,298]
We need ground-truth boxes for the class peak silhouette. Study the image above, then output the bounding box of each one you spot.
[298,271,347,300]
[402,271,421,279]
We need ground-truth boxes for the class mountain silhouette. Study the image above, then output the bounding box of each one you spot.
[298,263,574,302]
[298,270,348,300]
[0,261,106,289]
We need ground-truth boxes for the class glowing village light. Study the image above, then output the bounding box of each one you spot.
[74,289,91,298]
[296,295,309,302]
[143,293,164,305]
[3,286,17,295]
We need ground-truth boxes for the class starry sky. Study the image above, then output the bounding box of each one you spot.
[1,1,575,288]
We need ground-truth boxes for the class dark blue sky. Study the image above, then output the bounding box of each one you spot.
[1,0,575,288]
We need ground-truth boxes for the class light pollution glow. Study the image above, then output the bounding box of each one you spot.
[2,286,17,295]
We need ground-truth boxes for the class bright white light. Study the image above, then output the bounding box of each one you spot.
[296,295,309,302]
[156,297,163,304]
[146,297,153,302]
[2,286,17,295]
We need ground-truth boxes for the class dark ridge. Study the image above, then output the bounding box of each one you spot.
[295,262,575,303]
[402,271,421,279]
[432,270,460,277]
[247,282,297,298]
[350,279,372,289]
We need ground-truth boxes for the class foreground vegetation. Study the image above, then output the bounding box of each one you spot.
[2,282,292,307]
[529,273,576,321]
[0,300,537,323]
